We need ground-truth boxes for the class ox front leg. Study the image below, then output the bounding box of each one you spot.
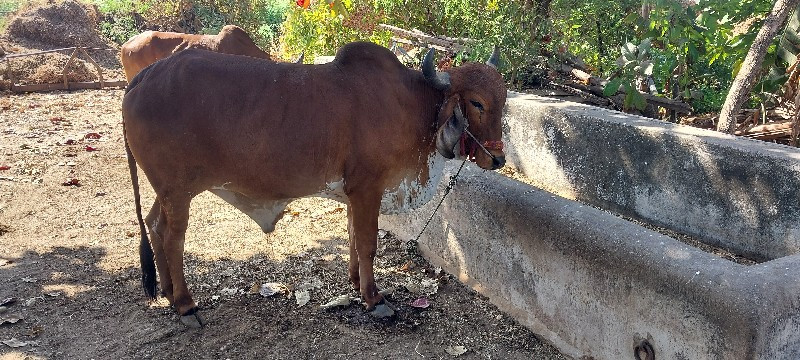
[347,193,395,318]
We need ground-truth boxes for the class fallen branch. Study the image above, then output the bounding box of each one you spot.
[379,24,470,53]
[561,81,692,114]
[557,63,692,114]
[736,120,793,140]
[549,82,612,106]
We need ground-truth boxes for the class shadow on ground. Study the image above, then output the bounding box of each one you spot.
[0,236,561,360]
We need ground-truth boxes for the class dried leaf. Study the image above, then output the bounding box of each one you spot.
[410,298,430,309]
[0,298,16,306]
[83,132,102,139]
[1,338,28,348]
[257,282,287,297]
[0,313,23,325]
[319,294,353,310]
[398,261,414,272]
[295,290,310,307]
[61,178,80,186]
[404,279,421,294]
[419,278,439,295]
[219,287,238,296]
[445,345,467,356]
[296,277,323,291]
[378,287,395,296]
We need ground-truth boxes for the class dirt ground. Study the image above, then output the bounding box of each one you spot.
[0,89,567,359]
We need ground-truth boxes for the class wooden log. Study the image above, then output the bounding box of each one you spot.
[10,80,127,93]
[561,81,693,114]
[379,24,469,53]
[550,82,612,106]
[735,120,793,140]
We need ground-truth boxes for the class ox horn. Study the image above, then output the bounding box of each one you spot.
[422,48,451,91]
[486,46,500,69]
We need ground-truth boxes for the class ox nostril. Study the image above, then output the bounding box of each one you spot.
[492,156,505,169]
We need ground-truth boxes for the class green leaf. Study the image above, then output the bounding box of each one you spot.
[623,42,637,58]
[624,83,635,109]
[641,61,654,76]
[624,83,647,111]
[631,91,647,111]
[603,78,624,96]
[688,43,699,63]
[639,38,652,56]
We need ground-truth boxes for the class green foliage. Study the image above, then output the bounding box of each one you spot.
[628,0,774,113]
[604,39,652,110]
[98,12,140,44]
[550,0,641,74]
[551,0,776,113]
[92,0,290,51]
[280,0,390,62]
[280,0,546,84]
[0,0,23,32]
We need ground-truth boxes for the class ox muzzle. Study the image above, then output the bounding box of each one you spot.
[453,106,505,170]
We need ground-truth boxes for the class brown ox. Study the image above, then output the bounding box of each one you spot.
[122,42,506,327]
[120,24,271,81]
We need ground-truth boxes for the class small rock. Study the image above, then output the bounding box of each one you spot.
[445,345,468,356]
[295,290,310,307]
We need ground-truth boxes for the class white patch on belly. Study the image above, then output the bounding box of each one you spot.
[208,188,289,233]
[380,152,447,215]
[313,179,348,203]
[211,182,232,191]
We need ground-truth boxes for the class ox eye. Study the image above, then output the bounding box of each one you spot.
[470,100,484,110]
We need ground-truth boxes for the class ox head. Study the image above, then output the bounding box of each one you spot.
[424,47,507,170]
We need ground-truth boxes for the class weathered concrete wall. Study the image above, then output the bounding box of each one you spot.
[380,163,800,360]
[502,92,800,261]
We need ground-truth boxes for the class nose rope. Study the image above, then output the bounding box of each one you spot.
[464,128,499,161]
[454,106,502,162]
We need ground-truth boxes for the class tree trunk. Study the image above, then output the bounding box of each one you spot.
[717,0,800,133]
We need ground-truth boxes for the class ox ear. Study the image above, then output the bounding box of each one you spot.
[436,97,467,159]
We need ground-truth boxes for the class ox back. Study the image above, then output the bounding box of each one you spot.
[120,25,271,82]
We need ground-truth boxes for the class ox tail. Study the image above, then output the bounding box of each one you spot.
[123,81,158,300]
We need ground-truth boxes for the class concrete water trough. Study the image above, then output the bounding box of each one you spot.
[380,92,800,359]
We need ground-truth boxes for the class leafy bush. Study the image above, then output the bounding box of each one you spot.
[0,0,23,32]
[280,0,546,84]
[92,0,290,51]
[98,12,140,44]
[280,0,390,62]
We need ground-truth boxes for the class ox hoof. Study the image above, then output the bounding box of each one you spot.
[369,299,396,318]
[180,310,206,328]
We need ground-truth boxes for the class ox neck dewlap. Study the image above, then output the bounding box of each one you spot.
[451,104,503,162]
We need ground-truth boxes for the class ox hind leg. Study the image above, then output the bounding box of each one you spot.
[347,192,395,318]
[144,199,175,303]
[158,194,205,327]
